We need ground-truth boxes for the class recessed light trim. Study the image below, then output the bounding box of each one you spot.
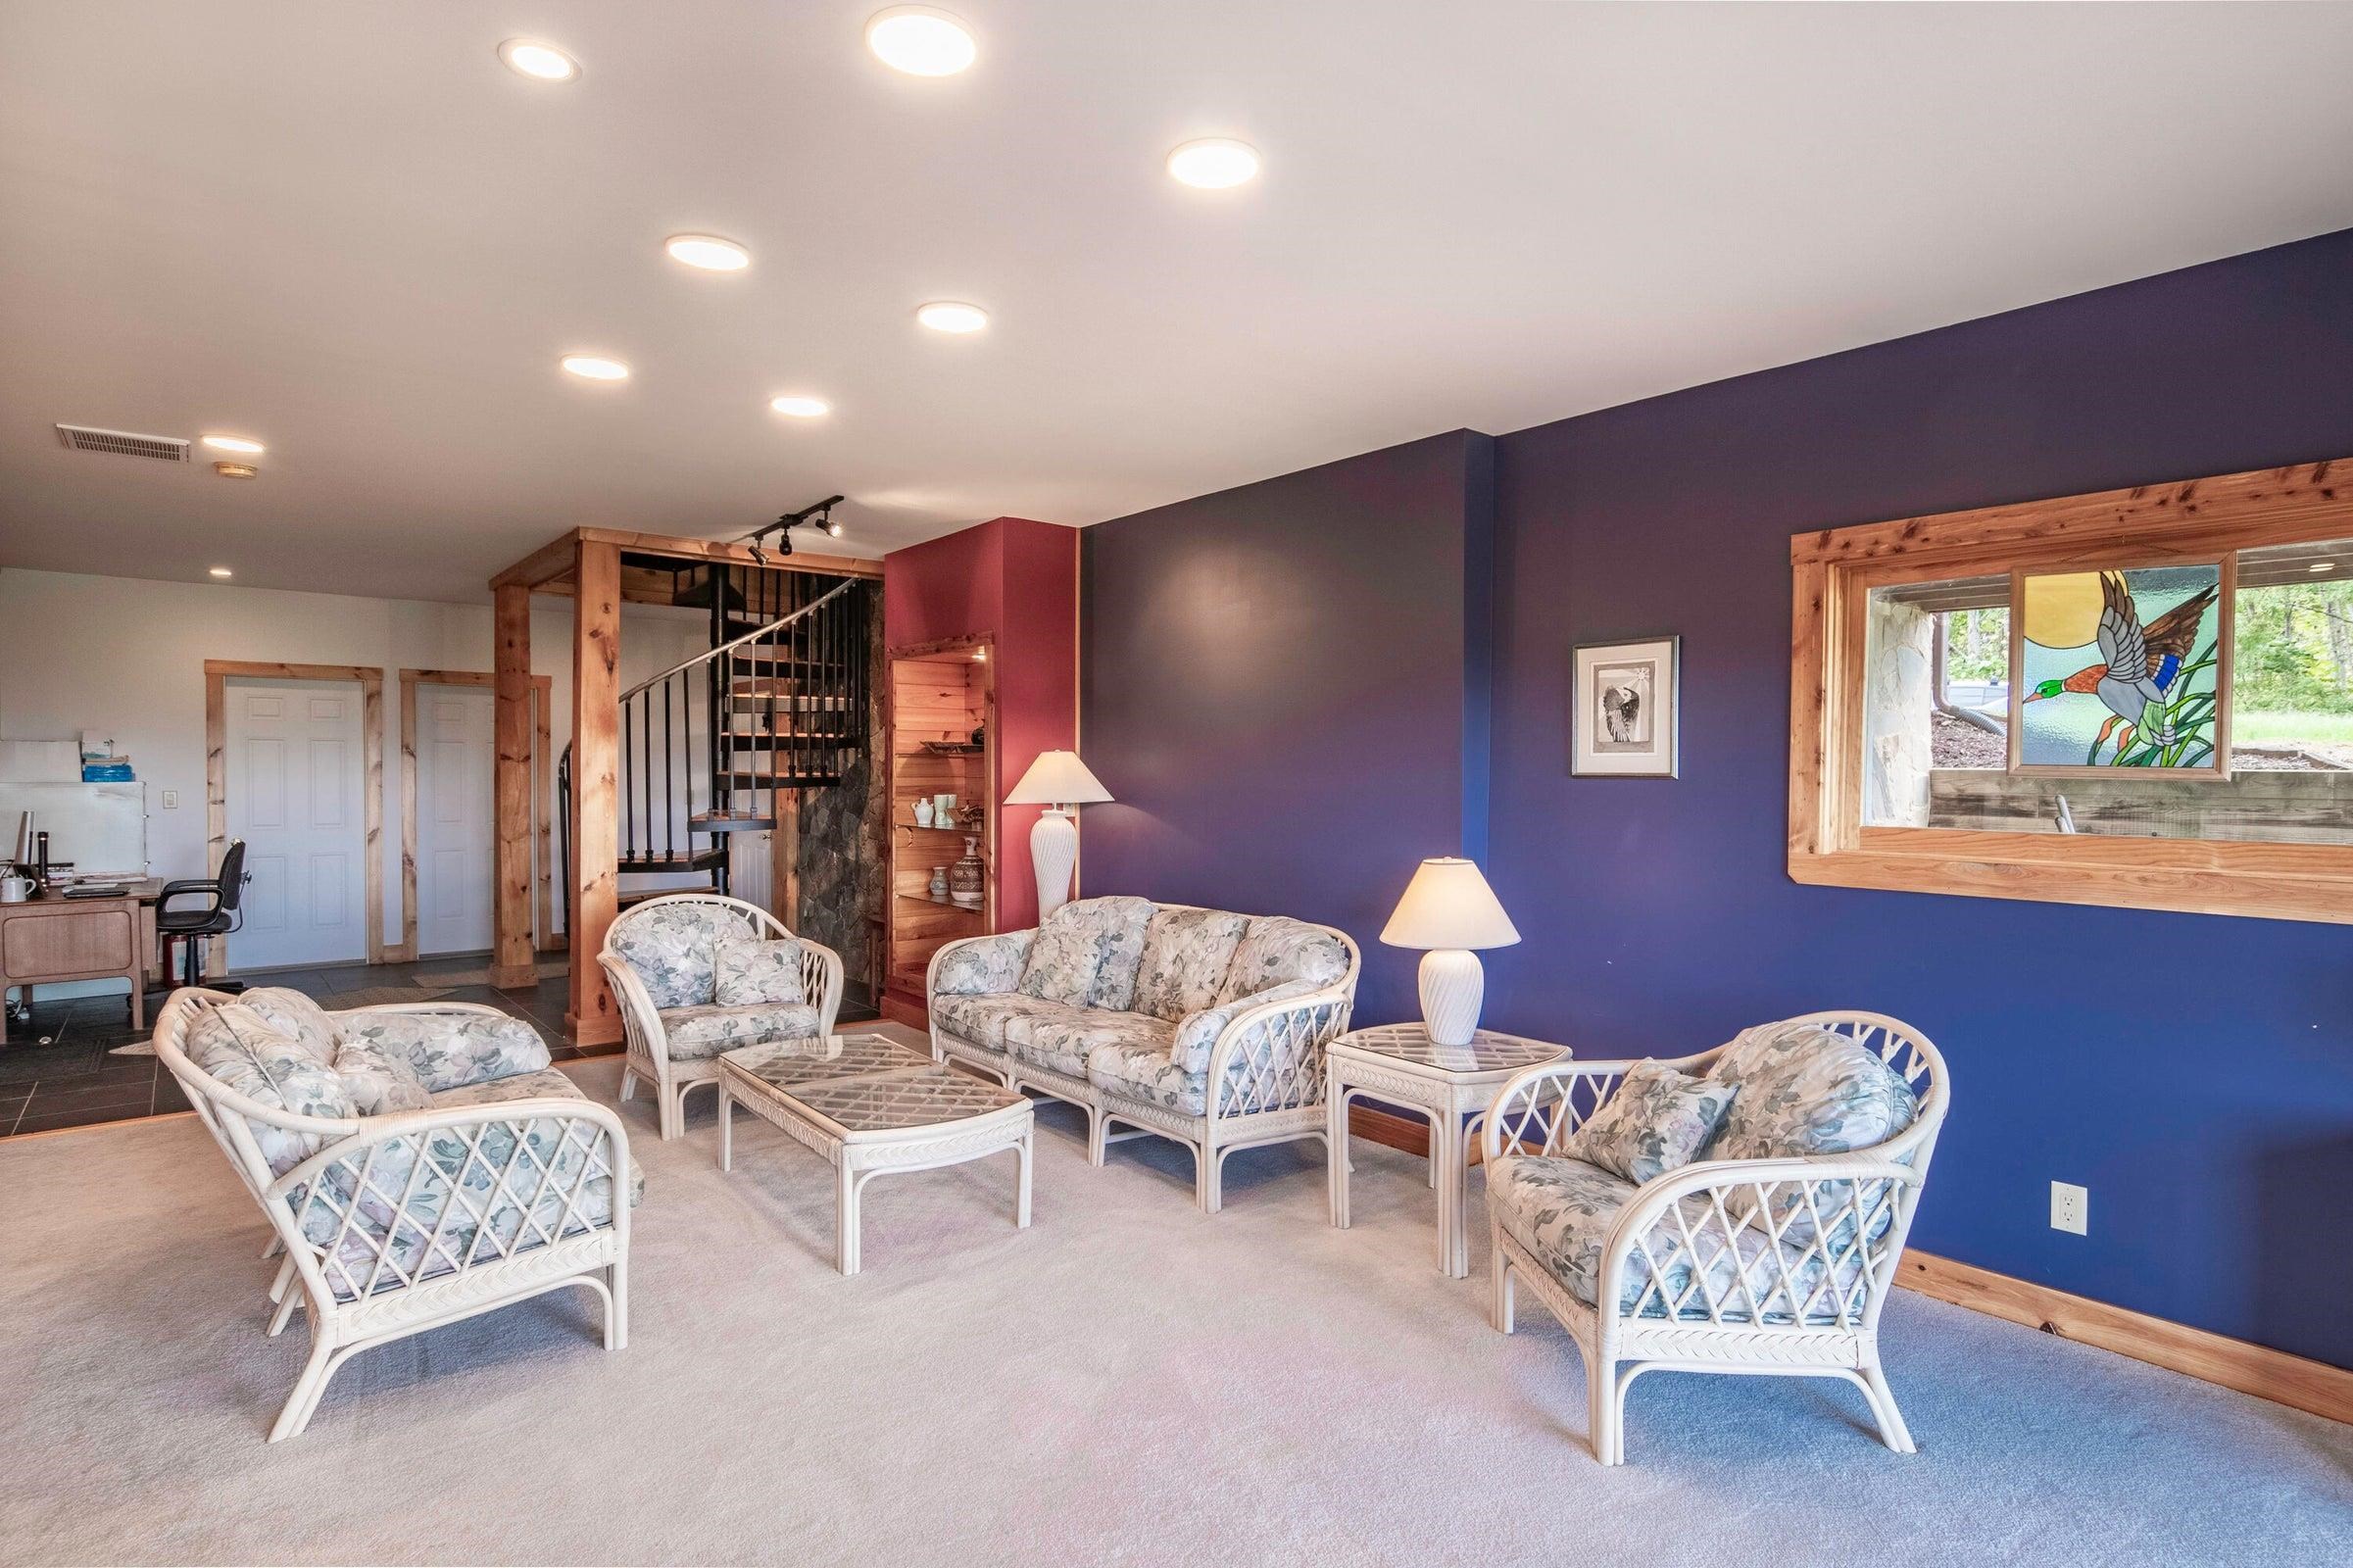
[213,462,258,479]
[561,354,630,381]
[1167,138,1261,189]
[2308,561,2335,572]
[208,566,233,579]
[915,301,988,334]
[770,395,831,418]
[201,434,266,455]
[665,234,751,272]
[866,7,976,76]
[499,38,580,82]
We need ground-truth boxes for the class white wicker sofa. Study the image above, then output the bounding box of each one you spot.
[599,893,844,1139]
[926,896,1358,1212]
[155,986,637,1442]
[1481,1010,1948,1465]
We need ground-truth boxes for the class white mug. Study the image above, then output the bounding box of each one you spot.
[0,874,31,904]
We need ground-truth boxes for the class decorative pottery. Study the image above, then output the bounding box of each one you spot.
[928,866,949,903]
[934,792,957,821]
[913,799,935,828]
[950,837,985,909]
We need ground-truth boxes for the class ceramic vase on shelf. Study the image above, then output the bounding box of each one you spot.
[950,837,985,909]
[934,792,957,824]
[914,799,935,828]
[928,866,949,904]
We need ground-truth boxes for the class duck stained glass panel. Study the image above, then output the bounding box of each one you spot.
[2013,562,2230,773]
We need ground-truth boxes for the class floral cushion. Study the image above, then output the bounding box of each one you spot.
[658,1002,822,1060]
[1562,1060,1739,1186]
[183,1003,357,1175]
[236,987,343,1065]
[1087,1037,1206,1116]
[1487,1153,1867,1325]
[332,1037,432,1115]
[1170,978,1320,1075]
[713,935,805,1006]
[1012,1008,1174,1080]
[337,1009,553,1093]
[933,930,1035,996]
[1130,907,1250,1021]
[931,993,1080,1053]
[1705,1021,1919,1245]
[1016,896,1154,1010]
[610,901,760,1009]
[295,1069,639,1301]
[1216,915,1350,1004]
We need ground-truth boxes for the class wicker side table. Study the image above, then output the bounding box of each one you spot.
[1326,1023,1568,1278]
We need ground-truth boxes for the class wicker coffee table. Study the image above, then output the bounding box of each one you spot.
[716,1033,1033,1275]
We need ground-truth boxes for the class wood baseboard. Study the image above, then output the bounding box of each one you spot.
[1898,1250,2352,1425]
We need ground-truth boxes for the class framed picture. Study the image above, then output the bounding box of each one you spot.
[1572,635,1680,777]
[2009,559,2232,777]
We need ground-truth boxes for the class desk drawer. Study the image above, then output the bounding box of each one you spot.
[0,905,136,980]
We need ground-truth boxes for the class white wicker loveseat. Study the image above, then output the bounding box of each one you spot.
[155,986,637,1442]
[1481,1011,1948,1465]
[599,893,844,1139]
[926,896,1358,1212]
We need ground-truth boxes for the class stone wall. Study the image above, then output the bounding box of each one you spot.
[795,581,886,1004]
[1863,596,1934,827]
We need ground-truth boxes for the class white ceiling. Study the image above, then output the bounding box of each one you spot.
[4,2,2351,605]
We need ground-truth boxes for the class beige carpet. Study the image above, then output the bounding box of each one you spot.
[1,1047,2346,1567]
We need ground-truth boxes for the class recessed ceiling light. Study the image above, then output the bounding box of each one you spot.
[1167,138,1261,189]
[770,395,831,418]
[2309,562,2335,572]
[499,38,580,82]
[208,566,233,578]
[665,234,751,272]
[866,7,976,76]
[213,463,258,479]
[561,354,630,381]
[915,301,988,334]
[201,434,265,455]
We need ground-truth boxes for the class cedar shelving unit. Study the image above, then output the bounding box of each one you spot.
[883,635,996,1015]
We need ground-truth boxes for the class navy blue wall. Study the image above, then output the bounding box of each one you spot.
[1083,431,1495,1022]
[1083,229,2353,1366]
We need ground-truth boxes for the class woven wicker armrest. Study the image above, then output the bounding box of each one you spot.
[1207,984,1354,1118]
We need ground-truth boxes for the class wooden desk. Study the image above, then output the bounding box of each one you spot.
[0,884,153,1044]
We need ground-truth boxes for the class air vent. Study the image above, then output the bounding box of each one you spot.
[54,423,190,463]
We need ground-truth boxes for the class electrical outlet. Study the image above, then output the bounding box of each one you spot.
[161,789,179,809]
[2050,1181,2088,1236]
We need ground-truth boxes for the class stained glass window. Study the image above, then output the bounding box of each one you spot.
[2013,564,2228,773]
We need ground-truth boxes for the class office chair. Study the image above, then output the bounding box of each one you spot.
[157,839,249,993]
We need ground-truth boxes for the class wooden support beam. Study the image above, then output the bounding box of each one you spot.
[567,539,624,1045]
[573,526,883,579]
[771,791,800,926]
[491,587,538,989]
[489,531,582,591]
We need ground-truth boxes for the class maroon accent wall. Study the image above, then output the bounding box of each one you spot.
[885,516,1080,932]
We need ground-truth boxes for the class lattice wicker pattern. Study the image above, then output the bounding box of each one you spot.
[602,893,845,1140]
[927,905,1360,1213]
[1481,1010,1948,1466]
[153,988,632,1443]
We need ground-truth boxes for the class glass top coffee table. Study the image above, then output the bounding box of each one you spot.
[716,1033,1033,1276]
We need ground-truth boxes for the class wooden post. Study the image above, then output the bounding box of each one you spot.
[490,584,538,989]
[771,791,800,927]
[567,540,623,1044]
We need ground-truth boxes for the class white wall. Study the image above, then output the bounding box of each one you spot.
[0,567,708,957]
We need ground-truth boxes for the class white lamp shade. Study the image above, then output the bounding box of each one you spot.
[1005,750,1112,806]
[1379,858,1520,951]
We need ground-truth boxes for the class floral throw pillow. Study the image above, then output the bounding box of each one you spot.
[1562,1060,1739,1187]
[713,936,806,1006]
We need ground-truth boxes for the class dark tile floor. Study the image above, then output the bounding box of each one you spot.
[1,956,880,1141]
[0,956,584,1139]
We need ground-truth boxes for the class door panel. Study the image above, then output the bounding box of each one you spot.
[226,681,368,969]
[414,685,496,956]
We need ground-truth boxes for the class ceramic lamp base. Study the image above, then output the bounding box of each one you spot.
[1418,948,1485,1046]
[1030,808,1078,920]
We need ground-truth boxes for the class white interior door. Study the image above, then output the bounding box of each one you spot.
[415,684,496,956]
[226,680,367,970]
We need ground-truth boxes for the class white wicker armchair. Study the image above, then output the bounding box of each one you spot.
[156,988,633,1443]
[599,893,844,1140]
[1481,1010,1947,1465]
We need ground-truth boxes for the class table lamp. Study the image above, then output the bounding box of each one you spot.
[1379,858,1520,1045]
[1005,750,1113,920]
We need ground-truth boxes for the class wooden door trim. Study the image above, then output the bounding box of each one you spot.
[394,668,553,964]
[204,661,387,970]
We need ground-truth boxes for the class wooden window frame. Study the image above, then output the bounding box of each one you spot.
[1788,459,2353,925]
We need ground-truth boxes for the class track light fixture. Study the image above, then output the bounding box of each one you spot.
[740,494,848,563]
